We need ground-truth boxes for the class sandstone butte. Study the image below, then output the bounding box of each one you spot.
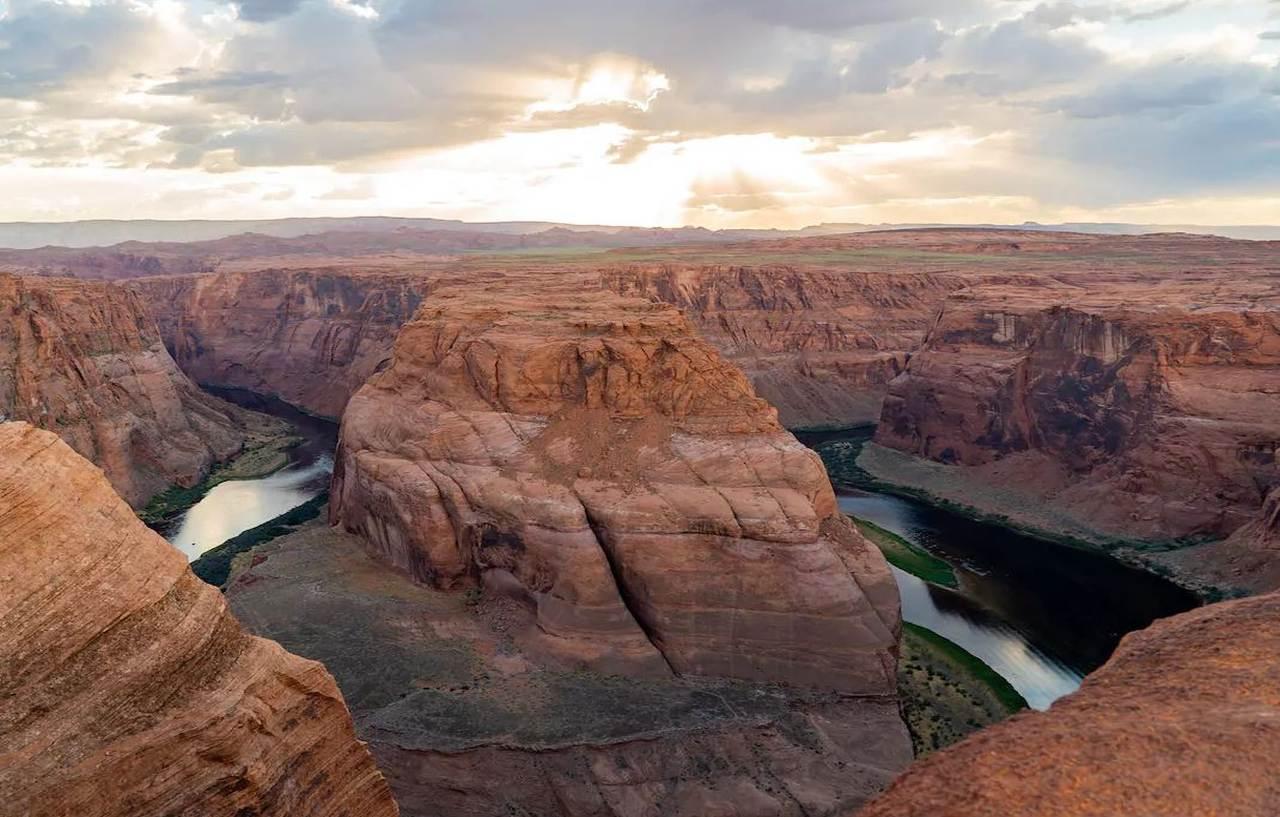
[215,279,911,815]
[870,281,1280,590]
[0,421,399,817]
[330,281,901,689]
[0,273,257,507]
[856,587,1280,817]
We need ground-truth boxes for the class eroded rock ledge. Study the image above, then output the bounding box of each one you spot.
[330,282,900,691]
[0,422,398,817]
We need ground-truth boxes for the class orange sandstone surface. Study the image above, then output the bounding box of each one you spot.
[0,422,398,817]
[857,588,1280,817]
[330,281,901,689]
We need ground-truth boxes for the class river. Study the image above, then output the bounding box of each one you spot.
[166,389,338,562]
[796,428,1199,710]
[166,402,1196,711]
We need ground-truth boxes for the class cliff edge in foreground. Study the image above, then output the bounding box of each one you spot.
[0,422,398,817]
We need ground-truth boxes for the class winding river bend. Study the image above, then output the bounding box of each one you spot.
[167,400,1197,711]
[797,428,1199,710]
[166,390,338,562]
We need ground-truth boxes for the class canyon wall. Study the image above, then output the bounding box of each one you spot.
[330,281,901,689]
[0,422,398,817]
[857,588,1280,817]
[0,274,255,507]
[132,268,434,419]
[872,287,1280,554]
[602,265,962,428]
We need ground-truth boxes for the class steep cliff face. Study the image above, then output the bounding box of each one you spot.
[132,268,433,419]
[331,281,901,690]
[0,274,256,507]
[0,422,398,817]
[874,288,1280,547]
[857,589,1280,817]
[602,265,961,428]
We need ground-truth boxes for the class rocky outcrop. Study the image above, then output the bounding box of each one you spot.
[602,265,961,428]
[874,286,1280,550]
[1161,487,1280,594]
[0,422,398,817]
[0,274,259,507]
[857,589,1280,817]
[331,281,901,690]
[132,268,434,419]
[227,521,912,817]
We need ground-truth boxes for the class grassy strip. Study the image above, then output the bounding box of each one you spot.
[898,622,1028,756]
[191,492,328,588]
[139,434,303,527]
[806,432,1233,602]
[854,517,958,589]
[904,623,1027,714]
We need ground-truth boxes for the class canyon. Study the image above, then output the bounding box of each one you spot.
[134,268,436,418]
[3,225,1280,815]
[0,422,398,817]
[867,276,1280,592]
[0,273,270,507]
[276,278,909,814]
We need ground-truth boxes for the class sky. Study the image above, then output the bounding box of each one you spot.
[0,0,1278,227]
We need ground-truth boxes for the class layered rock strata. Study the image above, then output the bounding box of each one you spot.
[874,286,1280,551]
[132,268,434,418]
[857,589,1280,817]
[602,265,961,427]
[0,274,257,507]
[0,422,398,817]
[330,283,901,690]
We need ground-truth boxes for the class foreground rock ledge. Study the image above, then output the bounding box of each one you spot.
[857,589,1280,817]
[331,282,901,692]
[0,422,398,817]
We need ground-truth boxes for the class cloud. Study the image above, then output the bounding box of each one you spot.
[0,0,1276,225]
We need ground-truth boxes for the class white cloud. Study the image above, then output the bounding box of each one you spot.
[0,0,1276,225]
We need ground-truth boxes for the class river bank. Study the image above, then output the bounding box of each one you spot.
[155,389,339,561]
[898,623,1026,755]
[139,423,302,527]
[801,425,1234,601]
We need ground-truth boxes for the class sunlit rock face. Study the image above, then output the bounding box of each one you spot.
[0,274,253,507]
[132,268,433,419]
[856,588,1280,817]
[330,280,902,691]
[0,422,399,817]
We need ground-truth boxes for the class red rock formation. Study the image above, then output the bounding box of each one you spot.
[0,422,398,817]
[856,589,1280,817]
[874,286,1280,550]
[132,268,434,419]
[226,515,913,817]
[330,281,901,691]
[602,265,959,427]
[0,274,256,507]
